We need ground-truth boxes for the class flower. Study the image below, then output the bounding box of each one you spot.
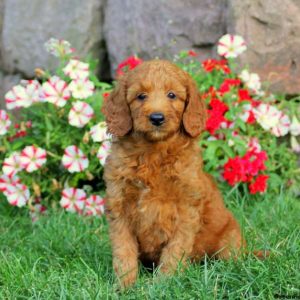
[20,146,47,172]
[68,101,94,128]
[5,183,30,207]
[68,78,95,99]
[0,174,21,195]
[29,200,47,223]
[62,145,89,173]
[205,99,229,134]
[249,175,269,194]
[42,76,71,107]
[2,152,23,176]
[219,78,241,94]
[85,195,105,216]
[290,116,300,136]
[188,50,197,57]
[90,122,109,142]
[116,56,143,76]
[5,80,41,109]
[202,59,230,74]
[291,136,300,153]
[253,104,290,137]
[44,38,73,57]
[239,104,256,124]
[97,141,111,166]
[63,59,89,80]
[0,109,11,135]
[217,34,247,58]
[60,187,86,213]
[239,70,261,93]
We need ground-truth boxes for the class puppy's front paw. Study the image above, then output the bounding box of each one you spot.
[113,258,138,289]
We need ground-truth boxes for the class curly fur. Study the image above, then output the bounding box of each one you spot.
[103,60,246,288]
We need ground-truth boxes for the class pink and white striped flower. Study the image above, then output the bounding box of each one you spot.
[44,38,73,57]
[60,187,86,213]
[97,141,111,166]
[42,76,71,107]
[20,146,47,172]
[62,145,89,173]
[6,183,30,207]
[63,59,89,80]
[68,78,95,99]
[90,122,109,142]
[5,80,41,109]
[0,174,21,195]
[253,104,290,137]
[68,101,94,128]
[85,195,105,216]
[2,152,23,176]
[217,34,247,58]
[0,109,11,135]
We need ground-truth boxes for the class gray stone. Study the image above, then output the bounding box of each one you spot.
[1,0,104,77]
[104,0,226,74]
[227,0,300,94]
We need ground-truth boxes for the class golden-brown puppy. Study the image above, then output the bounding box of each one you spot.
[103,60,244,288]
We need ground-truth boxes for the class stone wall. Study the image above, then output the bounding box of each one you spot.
[1,0,300,107]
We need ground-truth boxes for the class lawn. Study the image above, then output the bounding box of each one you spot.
[0,190,299,299]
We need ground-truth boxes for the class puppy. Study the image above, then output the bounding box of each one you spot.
[103,60,250,288]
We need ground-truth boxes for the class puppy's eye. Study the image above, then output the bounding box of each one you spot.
[167,92,176,99]
[137,93,147,101]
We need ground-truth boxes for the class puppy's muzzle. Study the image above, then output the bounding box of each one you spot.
[149,113,165,126]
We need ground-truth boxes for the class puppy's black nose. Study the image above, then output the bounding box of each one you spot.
[149,113,165,126]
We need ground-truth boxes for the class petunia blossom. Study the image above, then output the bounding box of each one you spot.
[60,187,86,213]
[85,195,105,216]
[217,34,247,59]
[2,152,23,176]
[20,146,47,172]
[5,183,30,207]
[0,174,21,195]
[68,101,94,128]
[42,76,71,107]
[90,122,109,142]
[5,80,41,109]
[239,70,261,93]
[63,59,89,80]
[44,38,73,57]
[291,136,300,153]
[68,78,95,99]
[62,145,89,173]
[97,141,111,166]
[0,109,11,135]
[253,104,290,137]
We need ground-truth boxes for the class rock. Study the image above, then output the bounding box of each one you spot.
[227,0,300,94]
[0,71,21,109]
[1,0,104,77]
[104,0,226,75]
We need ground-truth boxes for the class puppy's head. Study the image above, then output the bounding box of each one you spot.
[103,60,206,141]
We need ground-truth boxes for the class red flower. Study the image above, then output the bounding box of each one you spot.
[249,175,269,194]
[116,56,143,76]
[238,89,252,102]
[205,99,229,134]
[188,50,197,57]
[219,78,241,94]
[202,59,230,74]
[223,157,248,186]
[102,92,110,100]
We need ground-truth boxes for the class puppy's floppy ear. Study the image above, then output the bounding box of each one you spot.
[183,77,207,137]
[102,76,132,136]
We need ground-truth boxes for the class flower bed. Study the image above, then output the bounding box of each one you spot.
[0,35,299,221]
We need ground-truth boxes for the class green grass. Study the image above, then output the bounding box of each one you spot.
[0,190,299,299]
